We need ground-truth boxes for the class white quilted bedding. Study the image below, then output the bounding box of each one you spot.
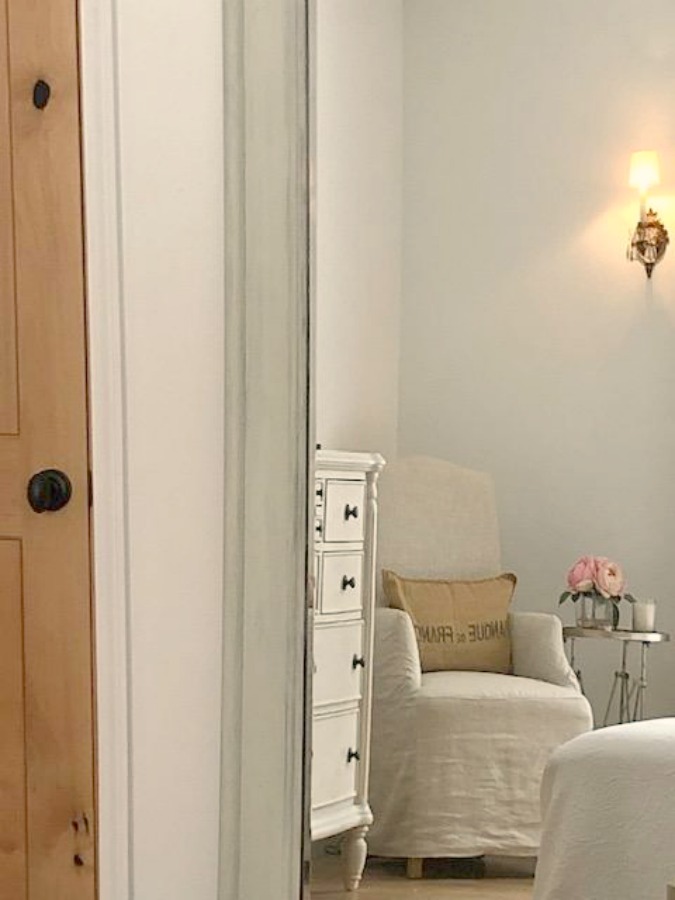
[533,718,675,900]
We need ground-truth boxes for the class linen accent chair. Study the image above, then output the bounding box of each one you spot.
[368,457,593,878]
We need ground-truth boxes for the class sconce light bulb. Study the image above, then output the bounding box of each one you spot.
[629,150,660,196]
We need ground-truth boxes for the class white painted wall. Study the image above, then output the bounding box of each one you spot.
[399,0,675,719]
[314,0,403,460]
[114,2,224,897]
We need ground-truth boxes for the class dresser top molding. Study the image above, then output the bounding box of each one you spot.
[316,449,386,475]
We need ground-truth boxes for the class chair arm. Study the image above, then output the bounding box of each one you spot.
[373,608,422,702]
[510,611,580,689]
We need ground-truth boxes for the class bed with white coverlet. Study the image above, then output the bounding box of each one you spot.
[533,718,675,900]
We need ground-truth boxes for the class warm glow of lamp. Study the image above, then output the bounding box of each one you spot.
[629,150,660,196]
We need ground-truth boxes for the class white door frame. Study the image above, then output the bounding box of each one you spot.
[79,1,310,898]
[218,1,310,897]
[79,3,131,899]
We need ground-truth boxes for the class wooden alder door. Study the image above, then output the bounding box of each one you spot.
[0,1,96,898]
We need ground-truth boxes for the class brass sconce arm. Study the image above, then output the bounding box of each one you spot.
[628,209,669,278]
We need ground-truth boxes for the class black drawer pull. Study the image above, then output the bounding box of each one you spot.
[315,485,323,498]
[352,655,366,669]
[344,504,359,521]
[342,576,356,590]
[347,748,360,764]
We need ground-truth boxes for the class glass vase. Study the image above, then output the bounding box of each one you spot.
[576,595,614,630]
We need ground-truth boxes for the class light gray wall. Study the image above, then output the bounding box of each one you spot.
[314,0,403,460]
[115,2,224,896]
[399,0,675,718]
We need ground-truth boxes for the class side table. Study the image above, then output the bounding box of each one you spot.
[563,627,670,726]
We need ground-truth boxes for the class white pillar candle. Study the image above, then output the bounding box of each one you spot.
[632,600,656,633]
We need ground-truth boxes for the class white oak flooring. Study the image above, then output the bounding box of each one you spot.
[311,853,535,900]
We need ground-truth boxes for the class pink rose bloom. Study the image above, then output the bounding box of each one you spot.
[567,556,597,593]
[594,557,625,598]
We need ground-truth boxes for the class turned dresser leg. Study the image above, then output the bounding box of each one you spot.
[407,857,424,879]
[342,826,368,891]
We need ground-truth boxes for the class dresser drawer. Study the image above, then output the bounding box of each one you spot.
[313,621,364,707]
[311,710,360,810]
[320,552,364,614]
[324,480,366,543]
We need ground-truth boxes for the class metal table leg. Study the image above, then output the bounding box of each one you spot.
[603,642,631,726]
[569,637,585,694]
[632,642,648,721]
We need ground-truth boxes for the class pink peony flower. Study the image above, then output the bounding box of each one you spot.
[567,556,598,593]
[594,558,625,598]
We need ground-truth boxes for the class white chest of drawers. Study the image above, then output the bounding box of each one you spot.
[311,449,385,892]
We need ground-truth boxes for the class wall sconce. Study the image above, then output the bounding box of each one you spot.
[627,150,669,278]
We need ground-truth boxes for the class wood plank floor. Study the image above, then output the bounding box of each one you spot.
[311,852,535,899]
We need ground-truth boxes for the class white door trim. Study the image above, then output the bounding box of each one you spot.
[219,0,310,898]
[79,1,310,897]
[79,4,132,899]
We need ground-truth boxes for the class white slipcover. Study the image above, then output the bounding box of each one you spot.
[376,457,502,602]
[369,456,593,859]
[369,608,593,857]
[533,719,675,900]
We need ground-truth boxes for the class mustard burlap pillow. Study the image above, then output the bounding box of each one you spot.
[382,570,516,673]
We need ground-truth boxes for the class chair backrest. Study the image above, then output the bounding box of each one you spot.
[376,456,502,605]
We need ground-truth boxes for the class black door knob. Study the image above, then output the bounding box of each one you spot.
[27,469,72,513]
[33,80,51,110]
